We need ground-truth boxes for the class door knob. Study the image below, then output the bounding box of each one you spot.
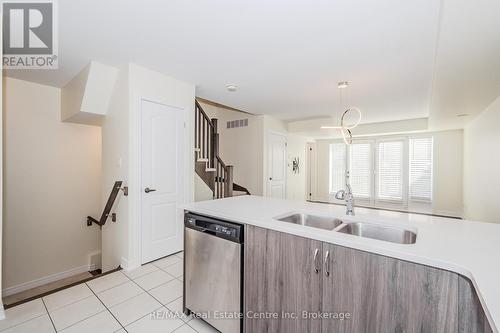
[144,187,157,193]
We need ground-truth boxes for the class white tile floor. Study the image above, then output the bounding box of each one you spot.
[1,251,219,333]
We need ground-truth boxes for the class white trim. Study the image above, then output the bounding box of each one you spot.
[0,305,5,320]
[432,209,463,218]
[1,264,97,297]
[266,131,288,198]
[130,95,193,267]
[120,257,132,271]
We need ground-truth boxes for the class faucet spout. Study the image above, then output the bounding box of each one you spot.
[337,171,355,216]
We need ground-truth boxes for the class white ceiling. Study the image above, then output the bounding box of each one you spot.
[5,0,500,125]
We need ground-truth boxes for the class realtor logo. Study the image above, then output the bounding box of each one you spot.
[2,0,58,69]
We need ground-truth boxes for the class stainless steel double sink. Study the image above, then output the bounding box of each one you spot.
[275,213,417,244]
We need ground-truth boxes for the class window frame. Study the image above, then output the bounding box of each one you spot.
[346,139,375,205]
[374,136,409,208]
[408,136,434,203]
[328,134,432,212]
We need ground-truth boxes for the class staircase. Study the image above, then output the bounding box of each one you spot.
[195,100,250,199]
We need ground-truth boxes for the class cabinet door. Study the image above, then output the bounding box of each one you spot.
[322,243,459,333]
[244,225,322,333]
[458,276,493,333]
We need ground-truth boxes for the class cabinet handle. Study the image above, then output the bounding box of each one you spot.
[313,248,320,273]
[324,250,330,277]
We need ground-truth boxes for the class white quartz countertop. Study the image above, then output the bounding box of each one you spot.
[183,195,500,332]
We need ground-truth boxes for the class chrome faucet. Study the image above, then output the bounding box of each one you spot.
[335,171,355,216]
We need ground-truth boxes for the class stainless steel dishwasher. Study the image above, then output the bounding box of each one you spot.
[183,213,243,333]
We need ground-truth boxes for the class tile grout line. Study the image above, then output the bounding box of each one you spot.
[48,287,116,331]
[44,293,95,314]
[98,254,183,332]
[172,322,200,333]
[123,266,160,280]
[129,270,199,332]
[1,255,185,333]
[122,271,187,328]
[110,278,164,329]
[87,267,177,327]
[119,304,169,330]
[156,267,181,280]
[0,312,48,333]
[41,298,57,332]
[134,269,177,285]
[87,272,131,294]
[86,280,129,332]
[108,276,165,329]
[58,309,109,332]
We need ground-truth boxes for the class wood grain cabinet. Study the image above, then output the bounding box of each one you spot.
[322,243,458,332]
[244,225,493,333]
[244,225,322,333]
[458,276,493,333]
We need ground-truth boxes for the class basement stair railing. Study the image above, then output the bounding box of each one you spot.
[87,181,128,227]
[195,100,250,199]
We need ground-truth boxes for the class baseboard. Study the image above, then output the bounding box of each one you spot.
[120,257,130,271]
[0,304,5,320]
[2,264,96,297]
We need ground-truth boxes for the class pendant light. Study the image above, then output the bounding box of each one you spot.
[321,81,362,145]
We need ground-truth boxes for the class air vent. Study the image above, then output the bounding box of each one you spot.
[226,119,249,129]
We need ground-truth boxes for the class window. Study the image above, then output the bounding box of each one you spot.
[349,143,372,198]
[329,143,346,193]
[377,140,404,201]
[328,135,433,211]
[409,137,433,202]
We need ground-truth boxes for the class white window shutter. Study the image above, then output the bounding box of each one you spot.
[329,143,346,194]
[409,137,433,201]
[349,143,372,198]
[378,140,404,201]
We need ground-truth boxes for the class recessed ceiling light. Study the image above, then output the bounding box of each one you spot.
[226,84,238,92]
[338,81,349,89]
[456,113,471,117]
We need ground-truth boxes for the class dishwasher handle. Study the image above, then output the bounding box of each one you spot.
[190,225,217,236]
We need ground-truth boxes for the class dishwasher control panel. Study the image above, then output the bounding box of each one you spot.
[185,213,243,243]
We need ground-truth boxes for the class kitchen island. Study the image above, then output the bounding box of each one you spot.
[184,195,500,332]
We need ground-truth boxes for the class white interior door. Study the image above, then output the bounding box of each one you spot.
[267,132,287,198]
[141,99,184,264]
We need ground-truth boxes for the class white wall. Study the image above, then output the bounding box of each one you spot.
[464,95,500,223]
[3,78,102,291]
[286,134,309,201]
[309,130,464,216]
[101,64,195,271]
[101,65,130,271]
[194,174,213,202]
[432,130,463,217]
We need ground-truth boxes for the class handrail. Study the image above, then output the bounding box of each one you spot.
[233,183,251,195]
[216,155,227,169]
[87,181,128,227]
[195,99,251,199]
[195,100,214,129]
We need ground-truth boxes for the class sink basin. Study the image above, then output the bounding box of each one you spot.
[337,222,417,244]
[276,213,343,231]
